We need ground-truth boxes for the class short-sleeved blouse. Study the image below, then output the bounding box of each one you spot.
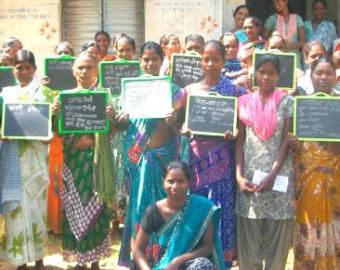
[236,94,295,219]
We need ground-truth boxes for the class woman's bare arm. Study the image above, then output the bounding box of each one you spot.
[133,229,152,270]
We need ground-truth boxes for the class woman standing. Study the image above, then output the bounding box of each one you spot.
[304,0,337,53]
[94,31,115,61]
[118,42,180,267]
[236,54,294,270]
[179,40,245,268]
[264,0,305,68]
[55,52,113,270]
[289,57,340,270]
[0,50,51,270]
[231,5,250,45]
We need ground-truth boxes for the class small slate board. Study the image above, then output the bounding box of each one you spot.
[253,51,297,91]
[121,76,172,119]
[44,56,77,91]
[293,94,340,142]
[171,53,203,88]
[185,94,237,137]
[0,67,16,92]
[58,90,109,134]
[99,61,140,96]
[1,102,51,140]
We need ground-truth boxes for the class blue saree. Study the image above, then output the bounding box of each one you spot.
[118,117,179,266]
[151,195,224,270]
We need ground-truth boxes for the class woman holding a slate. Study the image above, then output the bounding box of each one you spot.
[288,58,340,270]
[177,40,246,268]
[53,52,113,270]
[118,41,181,267]
[0,50,52,270]
[236,54,294,270]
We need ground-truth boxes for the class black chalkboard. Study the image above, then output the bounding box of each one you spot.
[58,90,109,134]
[171,54,203,88]
[253,52,297,90]
[1,102,51,140]
[99,61,140,96]
[293,95,340,142]
[185,94,237,136]
[44,56,77,90]
[0,67,16,92]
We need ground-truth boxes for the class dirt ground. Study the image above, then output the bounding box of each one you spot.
[0,238,294,270]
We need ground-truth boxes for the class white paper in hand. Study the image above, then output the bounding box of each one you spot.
[252,170,289,193]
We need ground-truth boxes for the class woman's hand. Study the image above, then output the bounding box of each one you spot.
[165,110,178,126]
[51,98,60,115]
[165,258,182,270]
[224,130,237,140]
[105,105,115,119]
[237,176,257,193]
[255,173,275,192]
[287,132,302,152]
[233,74,251,89]
[180,127,193,138]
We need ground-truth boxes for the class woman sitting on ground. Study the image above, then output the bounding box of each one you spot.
[133,161,224,270]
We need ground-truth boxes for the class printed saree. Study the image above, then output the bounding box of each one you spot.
[294,143,340,270]
[186,78,245,268]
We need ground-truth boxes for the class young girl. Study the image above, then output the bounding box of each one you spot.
[133,161,224,270]
[0,50,51,270]
[177,40,246,268]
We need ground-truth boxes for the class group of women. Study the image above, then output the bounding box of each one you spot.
[0,0,339,270]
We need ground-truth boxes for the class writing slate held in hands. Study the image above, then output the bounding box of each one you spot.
[44,56,77,91]
[58,90,109,134]
[1,102,52,140]
[99,60,141,96]
[293,93,340,142]
[171,53,203,88]
[121,76,173,119]
[0,67,16,93]
[185,93,237,137]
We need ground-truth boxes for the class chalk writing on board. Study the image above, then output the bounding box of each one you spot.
[186,95,236,136]
[295,98,340,141]
[172,54,203,88]
[122,78,172,118]
[100,63,140,95]
[60,93,107,133]
[2,102,51,139]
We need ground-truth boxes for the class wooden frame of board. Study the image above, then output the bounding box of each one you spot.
[58,89,110,134]
[44,55,76,91]
[1,101,52,140]
[184,93,238,137]
[98,60,141,96]
[121,76,173,119]
[170,53,203,88]
[252,51,297,91]
[293,93,340,142]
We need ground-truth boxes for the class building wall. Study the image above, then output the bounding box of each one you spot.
[144,0,244,44]
[0,0,61,74]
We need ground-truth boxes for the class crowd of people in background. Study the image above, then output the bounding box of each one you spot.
[0,0,340,269]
